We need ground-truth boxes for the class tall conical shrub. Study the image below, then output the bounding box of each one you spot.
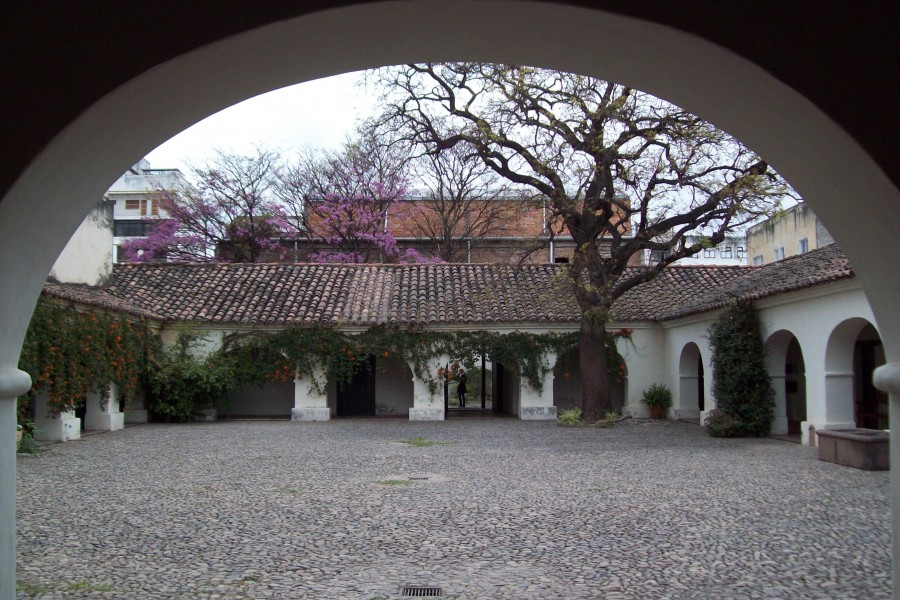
[707,299,774,437]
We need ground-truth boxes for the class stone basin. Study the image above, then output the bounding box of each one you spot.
[817,428,889,471]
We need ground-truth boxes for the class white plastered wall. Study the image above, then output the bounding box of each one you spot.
[3,2,900,596]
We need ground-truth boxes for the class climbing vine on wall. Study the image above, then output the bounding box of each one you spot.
[221,326,633,394]
[17,296,160,418]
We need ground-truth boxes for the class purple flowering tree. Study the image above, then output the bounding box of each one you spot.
[310,184,440,264]
[122,148,297,263]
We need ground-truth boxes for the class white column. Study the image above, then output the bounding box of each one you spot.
[125,393,148,423]
[873,363,900,599]
[769,375,789,435]
[32,392,80,442]
[408,356,446,420]
[518,351,557,420]
[675,374,701,421]
[291,363,330,421]
[84,383,124,431]
[1,367,32,598]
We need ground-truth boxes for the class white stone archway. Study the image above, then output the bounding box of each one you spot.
[677,342,704,422]
[3,1,900,595]
[765,330,807,437]
[825,318,886,433]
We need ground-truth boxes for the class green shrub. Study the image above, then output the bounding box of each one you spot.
[641,383,673,408]
[145,335,237,422]
[704,409,744,437]
[707,300,774,437]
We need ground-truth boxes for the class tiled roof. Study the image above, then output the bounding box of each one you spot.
[42,282,166,321]
[42,244,854,326]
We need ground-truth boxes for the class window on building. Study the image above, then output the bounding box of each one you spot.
[703,248,716,258]
[720,246,733,258]
[554,256,569,264]
[798,238,809,254]
[774,246,785,261]
[752,255,764,266]
[114,220,155,237]
[736,246,746,259]
[123,198,156,215]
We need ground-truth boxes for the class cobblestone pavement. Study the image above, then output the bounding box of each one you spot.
[16,419,890,599]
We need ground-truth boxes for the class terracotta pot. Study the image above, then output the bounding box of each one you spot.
[649,405,667,419]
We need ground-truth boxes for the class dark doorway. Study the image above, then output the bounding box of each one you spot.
[856,338,888,429]
[697,360,705,411]
[493,361,505,414]
[337,356,376,417]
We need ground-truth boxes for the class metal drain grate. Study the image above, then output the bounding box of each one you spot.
[408,477,429,481]
[401,586,443,597]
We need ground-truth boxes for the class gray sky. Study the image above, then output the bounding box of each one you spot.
[145,71,375,175]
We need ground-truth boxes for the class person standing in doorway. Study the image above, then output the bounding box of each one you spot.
[457,369,468,408]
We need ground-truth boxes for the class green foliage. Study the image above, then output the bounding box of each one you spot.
[222,326,594,394]
[145,334,237,422]
[704,408,745,437]
[707,300,774,437]
[641,383,673,408]
[557,408,584,426]
[16,421,41,455]
[17,296,159,419]
[399,437,451,447]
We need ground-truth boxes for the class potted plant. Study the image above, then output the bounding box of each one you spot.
[642,383,672,419]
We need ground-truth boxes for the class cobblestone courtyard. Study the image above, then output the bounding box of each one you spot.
[16,419,891,599]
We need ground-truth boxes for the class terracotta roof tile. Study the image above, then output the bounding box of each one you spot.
[43,244,854,326]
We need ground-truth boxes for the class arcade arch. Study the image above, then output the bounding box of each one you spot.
[3,2,900,596]
[825,319,887,431]
[764,330,807,437]
[678,342,705,421]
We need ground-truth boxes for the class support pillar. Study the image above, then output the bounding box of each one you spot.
[769,374,789,435]
[84,383,124,431]
[291,363,330,421]
[408,356,446,420]
[125,393,148,423]
[801,370,857,444]
[1,367,32,598]
[32,392,80,441]
[518,351,557,420]
[873,362,900,600]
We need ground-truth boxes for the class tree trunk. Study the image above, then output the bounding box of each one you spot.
[580,316,612,422]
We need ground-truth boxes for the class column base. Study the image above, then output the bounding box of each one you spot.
[85,412,124,431]
[125,409,148,423]
[769,415,789,436]
[672,408,700,421]
[291,407,330,421]
[409,407,444,420]
[193,408,217,422]
[34,411,81,442]
[520,406,557,420]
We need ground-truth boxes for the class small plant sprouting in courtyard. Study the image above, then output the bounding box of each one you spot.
[398,437,452,447]
[16,421,41,455]
[377,479,411,486]
[557,408,584,426]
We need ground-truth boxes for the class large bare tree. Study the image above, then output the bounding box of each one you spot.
[377,63,788,421]
[406,141,525,262]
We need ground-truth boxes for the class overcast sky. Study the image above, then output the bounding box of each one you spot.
[145,70,376,176]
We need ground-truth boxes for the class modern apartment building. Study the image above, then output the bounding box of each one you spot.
[746,202,835,266]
